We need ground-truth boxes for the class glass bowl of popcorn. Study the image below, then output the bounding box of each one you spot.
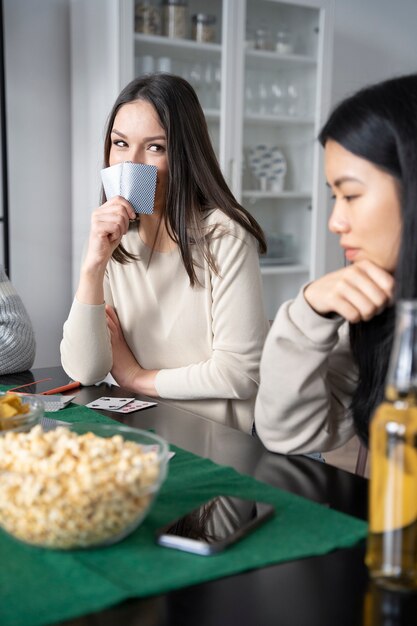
[0,392,44,433]
[0,422,169,549]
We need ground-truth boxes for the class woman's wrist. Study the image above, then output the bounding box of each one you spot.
[132,368,159,397]
[113,363,159,398]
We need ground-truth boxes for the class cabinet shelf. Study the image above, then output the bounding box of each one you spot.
[245,48,316,66]
[244,113,315,125]
[260,264,309,276]
[134,33,222,56]
[242,190,311,200]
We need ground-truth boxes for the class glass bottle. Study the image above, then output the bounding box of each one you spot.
[362,581,417,625]
[365,299,417,590]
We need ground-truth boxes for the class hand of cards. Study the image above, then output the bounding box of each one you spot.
[101,161,157,215]
[86,397,157,414]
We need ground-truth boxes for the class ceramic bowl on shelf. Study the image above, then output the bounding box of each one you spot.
[248,145,287,191]
[0,422,169,549]
[261,233,295,265]
[0,392,44,434]
[268,147,287,191]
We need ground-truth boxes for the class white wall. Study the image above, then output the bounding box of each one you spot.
[3,0,72,368]
[324,0,417,273]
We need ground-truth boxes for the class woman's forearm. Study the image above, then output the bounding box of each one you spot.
[76,264,107,305]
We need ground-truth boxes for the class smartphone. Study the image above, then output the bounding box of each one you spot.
[155,495,275,555]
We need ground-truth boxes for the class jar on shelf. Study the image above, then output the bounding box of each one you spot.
[134,1,161,35]
[275,27,294,55]
[254,27,274,51]
[162,0,188,39]
[191,14,216,43]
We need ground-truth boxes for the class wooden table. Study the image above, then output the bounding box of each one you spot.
[1,367,416,626]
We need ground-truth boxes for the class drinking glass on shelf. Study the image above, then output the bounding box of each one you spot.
[202,62,215,109]
[269,78,285,115]
[189,62,203,99]
[156,56,171,73]
[245,69,258,114]
[245,83,256,114]
[213,63,221,110]
[285,81,299,116]
[257,80,269,114]
[245,70,258,114]
[136,54,155,76]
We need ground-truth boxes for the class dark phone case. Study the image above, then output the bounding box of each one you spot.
[155,497,275,556]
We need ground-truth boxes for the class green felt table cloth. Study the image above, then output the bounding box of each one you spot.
[0,398,368,626]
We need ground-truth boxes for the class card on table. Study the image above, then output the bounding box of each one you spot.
[86,397,135,411]
[86,397,157,413]
[101,161,157,215]
[111,399,158,414]
[42,394,76,412]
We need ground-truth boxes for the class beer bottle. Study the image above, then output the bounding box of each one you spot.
[365,300,417,590]
[362,581,417,625]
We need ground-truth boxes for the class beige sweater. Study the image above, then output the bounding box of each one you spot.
[61,210,270,433]
[255,288,357,453]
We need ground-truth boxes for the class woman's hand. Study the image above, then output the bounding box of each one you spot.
[83,197,136,271]
[105,305,159,396]
[304,259,395,323]
[76,197,136,305]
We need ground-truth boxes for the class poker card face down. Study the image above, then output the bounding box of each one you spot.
[86,397,157,413]
[101,161,158,215]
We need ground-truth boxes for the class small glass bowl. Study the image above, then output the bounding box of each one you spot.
[0,422,169,549]
[0,392,44,433]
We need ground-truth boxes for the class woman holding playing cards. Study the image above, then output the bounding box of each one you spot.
[61,73,269,433]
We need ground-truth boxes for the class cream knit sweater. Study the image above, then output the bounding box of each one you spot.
[61,210,270,433]
[0,265,36,375]
[255,288,357,454]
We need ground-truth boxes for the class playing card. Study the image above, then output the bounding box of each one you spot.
[101,161,157,214]
[111,399,158,414]
[141,444,175,460]
[42,395,76,412]
[86,397,135,411]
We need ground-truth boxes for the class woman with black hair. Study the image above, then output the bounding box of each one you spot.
[61,73,269,433]
[255,73,416,453]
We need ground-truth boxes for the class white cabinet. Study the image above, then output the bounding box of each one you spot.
[71,0,334,318]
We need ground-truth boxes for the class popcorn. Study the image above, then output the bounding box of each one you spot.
[0,425,161,549]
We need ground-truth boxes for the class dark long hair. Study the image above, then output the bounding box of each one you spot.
[102,73,266,285]
[319,73,417,444]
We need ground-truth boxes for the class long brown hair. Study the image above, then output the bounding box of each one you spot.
[102,73,266,286]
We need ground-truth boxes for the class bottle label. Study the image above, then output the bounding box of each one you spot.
[369,402,417,533]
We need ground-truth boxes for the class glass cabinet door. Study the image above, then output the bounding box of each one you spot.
[238,0,331,317]
[125,0,333,318]
[132,0,224,158]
